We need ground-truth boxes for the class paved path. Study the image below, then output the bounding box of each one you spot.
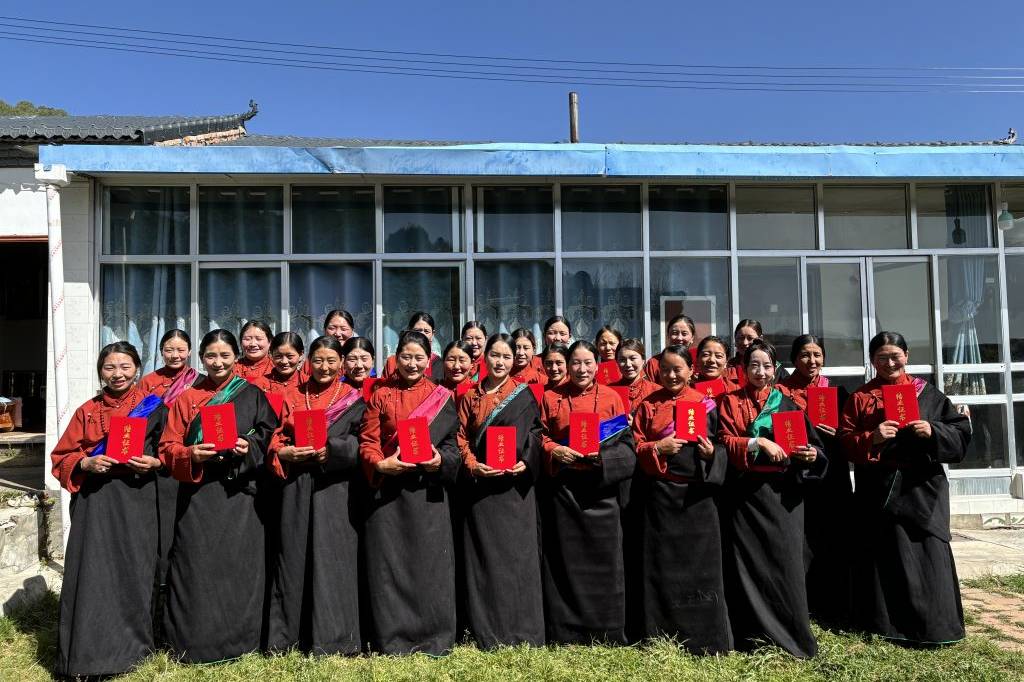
[952,528,1024,579]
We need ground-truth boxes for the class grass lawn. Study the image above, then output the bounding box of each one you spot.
[963,574,1024,597]
[2,588,1023,681]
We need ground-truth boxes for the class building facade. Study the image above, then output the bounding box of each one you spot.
[34,140,1024,516]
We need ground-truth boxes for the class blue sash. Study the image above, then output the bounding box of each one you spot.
[558,413,630,447]
[89,393,163,457]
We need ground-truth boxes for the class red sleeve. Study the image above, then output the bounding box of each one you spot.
[381,355,396,380]
[137,372,160,395]
[266,397,293,479]
[358,389,387,484]
[716,394,752,471]
[643,355,660,383]
[158,395,204,484]
[839,392,882,465]
[605,386,627,418]
[632,401,667,476]
[49,404,90,493]
[539,392,562,456]
[456,392,480,472]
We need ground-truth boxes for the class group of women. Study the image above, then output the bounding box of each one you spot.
[51,309,971,677]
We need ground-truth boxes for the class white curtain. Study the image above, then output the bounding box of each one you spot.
[289,263,374,347]
[200,268,280,336]
[382,268,458,357]
[563,260,643,341]
[944,186,989,395]
[474,261,553,341]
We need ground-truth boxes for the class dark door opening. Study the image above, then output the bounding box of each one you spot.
[0,241,47,432]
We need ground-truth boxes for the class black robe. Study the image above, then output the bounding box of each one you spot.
[164,383,277,663]
[460,389,545,649]
[640,410,733,655]
[55,407,168,677]
[722,393,826,659]
[540,425,637,645]
[802,386,854,627]
[268,399,366,655]
[852,384,969,644]
[362,400,461,655]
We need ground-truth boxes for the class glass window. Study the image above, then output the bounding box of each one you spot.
[1002,184,1024,247]
[916,185,991,248]
[806,262,865,366]
[199,267,281,333]
[383,187,460,253]
[477,187,553,252]
[649,185,728,251]
[1007,256,1024,361]
[101,264,190,373]
[105,187,189,255]
[735,186,816,250]
[952,402,1008,469]
[474,261,554,340]
[288,263,374,346]
[292,187,374,254]
[937,256,1001,364]
[825,373,869,395]
[650,258,730,349]
[737,257,802,353]
[823,186,908,250]
[1016,403,1024,466]
[943,372,1003,396]
[199,187,283,254]
[561,186,641,252]
[871,260,935,363]
[382,266,460,357]
[563,259,643,340]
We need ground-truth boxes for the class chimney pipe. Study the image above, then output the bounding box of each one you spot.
[569,92,579,143]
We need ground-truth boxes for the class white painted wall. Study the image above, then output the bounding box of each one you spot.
[0,168,48,237]
[43,177,97,491]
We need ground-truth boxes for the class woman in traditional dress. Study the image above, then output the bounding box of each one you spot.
[267,335,365,655]
[323,309,356,345]
[693,335,739,398]
[158,329,278,663]
[539,340,635,644]
[341,337,376,396]
[595,325,622,363]
[255,332,306,396]
[726,319,789,385]
[541,344,570,388]
[643,314,696,382]
[509,328,546,386]
[542,315,572,348]
[461,321,488,382]
[382,312,445,380]
[441,340,476,394]
[235,319,274,381]
[839,331,969,646]
[611,338,660,416]
[631,344,732,654]
[51,342,169,677]
[779,334,854,626]
[358,330,461,655]
[138,328,197,397]
[455,334,545,648]
[717,339,825,659]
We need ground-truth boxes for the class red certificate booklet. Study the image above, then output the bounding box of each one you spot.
[264,391,285,419]
[293,409,327,450]
[882,384,920,427]
[569,412,600,456]
[596,361,622,385]
[486,426,517,470]
[694,377,727,400]
[806,386,839,429]
[106,416,147,463]
[675,400,707,441]
[771,411,808,455]
[397,416,432,463]
[201,404,238,451]
[529,383,545,405]
[610,386,631,414]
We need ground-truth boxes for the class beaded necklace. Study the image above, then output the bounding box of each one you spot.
[305,378,344,411]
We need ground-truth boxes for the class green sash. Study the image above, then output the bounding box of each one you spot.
[186,376,250,445]
[473,383,529,450]
[745,388,784,452]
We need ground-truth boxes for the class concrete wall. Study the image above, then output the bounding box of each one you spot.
[0,168,48,238]
[43,177,97,491]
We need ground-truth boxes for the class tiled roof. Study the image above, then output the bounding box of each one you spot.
[220,135,481,147]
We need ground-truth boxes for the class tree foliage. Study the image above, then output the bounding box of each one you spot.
[0,99,67,116]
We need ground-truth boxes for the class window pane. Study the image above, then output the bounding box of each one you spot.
[475,261,554,340]
[383,187,460,253]
[825,374,869,395]
[289,263,374,346]
[807,262,864,366]
[477,187,553,252]
[105,187,189,255]
[382,267,460,357]
[736,186,816,250]
[943,372,1003,396]
[872,261,934,363]
[1002,184,1024,247]
[916,185,991,248]
[937,255,1001,364]
[650,258,730,349]
[563,259,642,339]
[1016,403,1024,466]
[737,257,802,353]
[823,186,908,249]
[952,403,1008,470]
[1008,256,1024,361]
[292,186,374,254]
[199,187,283,254]
[649,185,728,250]
[561,186,641,252]
[200,268,280,334]
[101,264,190,373]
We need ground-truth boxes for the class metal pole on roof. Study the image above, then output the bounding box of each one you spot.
[569,92,579,143]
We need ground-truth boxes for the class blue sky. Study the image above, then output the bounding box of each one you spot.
[4,1,1023,143]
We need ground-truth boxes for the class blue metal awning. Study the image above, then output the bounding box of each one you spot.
[38,142,1024,178]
